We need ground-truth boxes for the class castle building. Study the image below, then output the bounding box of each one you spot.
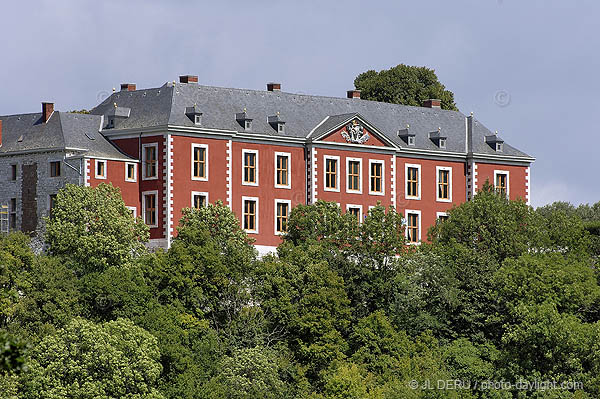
[0,76,534,253]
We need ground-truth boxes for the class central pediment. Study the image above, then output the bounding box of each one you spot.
[307,113,397,149]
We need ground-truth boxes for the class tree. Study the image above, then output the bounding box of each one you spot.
[45,183,149,275]
[354,64,458,111]
[21,317,164,399]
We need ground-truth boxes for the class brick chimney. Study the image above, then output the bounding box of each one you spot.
[42,102,54,123]
[120,83,136,91]
[267,82,281,92]
[347,90,361,99]
[422,99,441,108]
[179,75,198,83]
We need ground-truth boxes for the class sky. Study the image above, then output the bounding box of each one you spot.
[1,0,598,207]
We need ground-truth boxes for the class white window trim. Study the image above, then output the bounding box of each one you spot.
[242,149,259,186]
[404,163,421,200]
[274,199,292,235]
[496,142,503,152]
[346,157,363,194]
[126,206,137,218]
[125,162,137,182]
[191,143,209,181]
[404,209,422,244]
[274,152,291,189]
[436,211,449,220]
[142,190,159,229]
[142,143,159,181]
[194,114,202,125]
[242,196,259,234]
[368,159,385,196]
[436,166,453,203]
[323,155,340,192]
[494,170,510,197]
[346,204,363,223]
[191,191,209,208]
[95,159,107,180]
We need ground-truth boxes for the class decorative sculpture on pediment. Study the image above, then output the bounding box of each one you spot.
[341,120,369,144]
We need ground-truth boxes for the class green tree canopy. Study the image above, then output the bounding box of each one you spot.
[44,183,149,275]
[354,64,458,111]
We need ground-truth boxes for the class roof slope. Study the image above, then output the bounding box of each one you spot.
[90,82,532,159]
[0,111,134,161]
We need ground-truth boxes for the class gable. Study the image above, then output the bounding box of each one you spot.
[315,117,391,148]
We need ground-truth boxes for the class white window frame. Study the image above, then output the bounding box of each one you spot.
[368,159,385,196]
[274,152,291,189]
[142,143,159,181]
[436,211,449,220]
[346,204,364,224]
[323,155,340,192]
[274,199,292,235]
[408,136,415,146]
[404,209,421,244]
[95,159,107,180]
[346,157,363,194]
[439,138,447,149]
[194,114,202,125]
[494,170,510,198]
[142,190,159,228]
[436,166,452,203]
[191,191,209,209]
[242,196,259,234]
[496,142,503,152]
[126,206,137,218]
[125,162,137,182]
[242,149,259,186]
[191,143,209,181]
[404,163,421,200]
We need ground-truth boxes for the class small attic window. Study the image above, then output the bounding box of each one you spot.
[278,123,285,133]
[245,120,252,131]
[194,114,202,125]
[439,138,447,149]
[496,142,503,152]
[408,136,415,146]
[108,118,114,128]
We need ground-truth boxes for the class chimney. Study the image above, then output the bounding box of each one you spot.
[422,99,441,108]
[42,102,54,123]
[179,75,198,84]
[347,90,361,99]
[120,83,136,91]
[267,82,281,92]
[0,119,3,148]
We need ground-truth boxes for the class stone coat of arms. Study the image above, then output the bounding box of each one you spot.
[341,120,369,144]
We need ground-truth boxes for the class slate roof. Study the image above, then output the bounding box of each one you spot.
[0,111,135,161]
[90,82,533,160]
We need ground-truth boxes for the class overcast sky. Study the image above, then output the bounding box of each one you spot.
[1,0,597,206]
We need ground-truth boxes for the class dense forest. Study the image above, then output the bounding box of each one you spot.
[1,182,600,398]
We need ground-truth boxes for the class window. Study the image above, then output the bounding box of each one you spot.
[95,160,107,179]
[49,194,57,219]
[9,198,16,229]
[439,138,447,149]
[275,152,291,188]
[408,136,415,146]
[278,123,285,133]
[405,164,421,200]
[245,120,252,131]
[108,118,114,128]
[346,204,363,223]
[436,212,449,223]
[192,144,208,181]
[436,167,452,202]
[125,162,137,182]
[496,142,503,152]
[126,206,137,218]
[275,199,291,234]
[194,114,202,125]
[405,210,421,243]
[242,197,258,233]
[10,164,17,181]
[50,161,61,177]
[347,158,362,193]
[142,143,158,180]
[494,171,509,197]
[369,160,384,195]
[142,191,158,228]
[324,156,340,191]
[191,192,208,209]
[242,150,258,185]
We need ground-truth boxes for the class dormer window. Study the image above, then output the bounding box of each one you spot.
[485,132,505,152]
[108,118,114,128]
[185,105,203,126]
[408,136,415,146]
[439,138,447,149]
[268,113,285,133]
[496,142,503,152]
[398,125,415,146]
[236,110,253,132]
[428,128,447,149]
[245,120,252,131]
[278,123,285,133]
[105,104,131,129]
